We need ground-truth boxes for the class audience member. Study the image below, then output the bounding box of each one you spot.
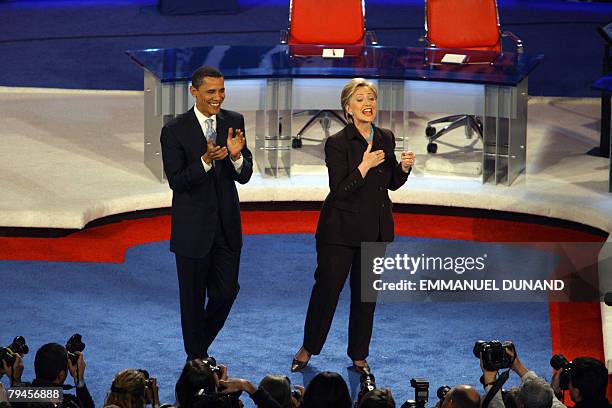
[302,371,351,408]
[175,358,281,408]
[258,375,291,408]
[1,354,24,387]
[358,388,395,408]
[441,385,480,408]
[104,369,159,408]
[482,345,564,408]
[559,357,610,408]
[31,343,94,408]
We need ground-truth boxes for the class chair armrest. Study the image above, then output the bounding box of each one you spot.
[280,29,288,44]
[366,30,378,45]
[502,31,524,53]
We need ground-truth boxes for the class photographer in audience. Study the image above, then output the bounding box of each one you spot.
[481,344,564,408]
[1,354,24,389]
[175,358,281,408]
[357,388,395,408]
[438,385,480,408]
[552,357,610,408]
[31,343,94,408]
[104,369,159,408]
[258,375,299,408]
[301,371,351,408]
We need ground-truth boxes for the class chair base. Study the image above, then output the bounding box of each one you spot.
[292,110,347,148]
[425,114,483,154]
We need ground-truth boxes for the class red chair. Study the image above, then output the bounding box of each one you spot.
[422,0,523,154]
[281,0,377,148]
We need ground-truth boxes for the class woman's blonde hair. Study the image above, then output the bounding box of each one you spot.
[104,369,147,408]
[340,78,378,123]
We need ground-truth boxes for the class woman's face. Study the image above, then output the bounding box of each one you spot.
[347,86,377,124]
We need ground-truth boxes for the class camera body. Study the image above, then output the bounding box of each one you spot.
[437,385,451,406]
[135,369,158,405]
[550,354,572,390]
[194,389,242,408]
[65,333,85,365]
[356,371,377,407]
[400,378,429,408]
[202,357,222,376]
[0,336,29,367]
[473,340,515,371]
[410,378,429,408]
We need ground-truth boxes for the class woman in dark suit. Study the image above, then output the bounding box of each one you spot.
[291,78,415,373]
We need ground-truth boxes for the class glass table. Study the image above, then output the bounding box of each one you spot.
[127,44,542,185]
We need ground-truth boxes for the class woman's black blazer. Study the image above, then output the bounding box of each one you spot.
[315,123,410,247]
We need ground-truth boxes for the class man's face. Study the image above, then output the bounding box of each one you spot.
[191,76,225,117]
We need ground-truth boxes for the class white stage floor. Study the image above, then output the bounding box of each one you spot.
[1,86,611,368]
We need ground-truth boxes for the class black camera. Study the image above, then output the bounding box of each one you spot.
[0,336,29,367]
[65,333,85,365]
[356,370,377,407]
[202,357,222,376]
[401,378,429,408]
[135,369,158,405]
[437,385,451,406]
[473,340,515,371]
[411,378,429,408]
[194,389,242,408]
[550,354,572,390]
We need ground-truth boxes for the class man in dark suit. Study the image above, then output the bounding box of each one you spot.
[160,66,253,360]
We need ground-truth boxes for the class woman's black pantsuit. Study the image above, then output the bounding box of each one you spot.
[303,123,410,360]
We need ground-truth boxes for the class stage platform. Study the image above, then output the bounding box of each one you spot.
[1,85,611,370]
[1,86,609,231]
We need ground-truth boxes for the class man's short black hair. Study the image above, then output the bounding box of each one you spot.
[192,66,224,88]
[34,343,68,382]
[570,357,609,402]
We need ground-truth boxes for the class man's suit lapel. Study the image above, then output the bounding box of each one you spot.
[185,108,207,156]
[215,109,228,147]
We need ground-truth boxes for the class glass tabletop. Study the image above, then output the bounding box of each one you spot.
[126,44,543,86]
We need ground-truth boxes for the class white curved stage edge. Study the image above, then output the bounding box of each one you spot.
[0,86,610,369]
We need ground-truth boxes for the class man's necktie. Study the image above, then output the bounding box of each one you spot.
[204,118,217,144]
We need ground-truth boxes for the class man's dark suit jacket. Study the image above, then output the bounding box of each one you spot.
[160,108,253,258]
[315,123,410,247]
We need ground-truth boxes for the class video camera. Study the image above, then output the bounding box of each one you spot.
[473,340,515,371]
[0,336,29,367]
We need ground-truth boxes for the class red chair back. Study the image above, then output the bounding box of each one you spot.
[289,0,365,50]
[426,0,502,52]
